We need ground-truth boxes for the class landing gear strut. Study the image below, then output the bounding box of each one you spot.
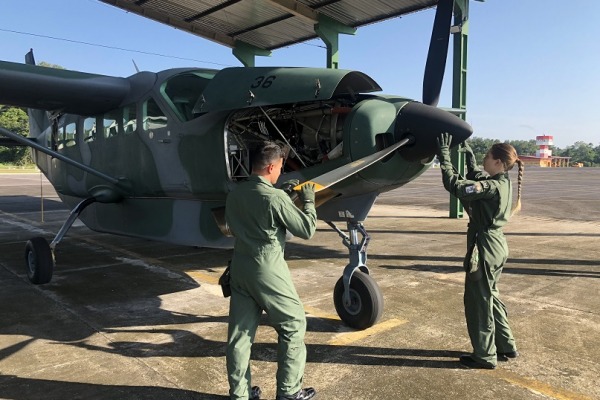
[24,197,96,284]
[327,221,383,330]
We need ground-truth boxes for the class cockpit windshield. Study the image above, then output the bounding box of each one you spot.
[161,71,217,122]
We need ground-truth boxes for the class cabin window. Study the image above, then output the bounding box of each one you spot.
[83,117,96,142]
[104,110,121,138]
[161,72,214,122]
[65,122,77,147]
[56,126,65,150]
[123,104,136,134]
[143,98,167,131]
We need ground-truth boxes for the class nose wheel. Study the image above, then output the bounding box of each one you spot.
[327,221,383,330]
[333,270,383,330]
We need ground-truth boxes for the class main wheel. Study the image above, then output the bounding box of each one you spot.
[333,271,383,330]
[25,237,54,284]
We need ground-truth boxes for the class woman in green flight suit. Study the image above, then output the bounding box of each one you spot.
[437,133,524,369]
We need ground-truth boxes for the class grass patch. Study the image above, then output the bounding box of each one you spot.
[0,163,38,173]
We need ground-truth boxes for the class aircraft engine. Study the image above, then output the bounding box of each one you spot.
[224,95,472,183]
[225,99,353,179]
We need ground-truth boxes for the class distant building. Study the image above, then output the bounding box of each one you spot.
[519,135,571,167]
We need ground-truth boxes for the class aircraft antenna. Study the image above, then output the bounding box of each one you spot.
[132,59,140,72]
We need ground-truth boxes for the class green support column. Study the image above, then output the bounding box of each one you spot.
[232,41,271,67]
[315,15,356,69]
[449,0,470,218]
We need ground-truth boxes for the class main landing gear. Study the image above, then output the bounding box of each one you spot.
[24,197,96,284]
[326,221,383,330]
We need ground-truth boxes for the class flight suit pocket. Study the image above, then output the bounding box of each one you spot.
[464,242,482,281]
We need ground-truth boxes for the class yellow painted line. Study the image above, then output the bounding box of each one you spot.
[484,368,594,400]
[186,270,220,285]
[328,318,408,346]
[303,305,340,321]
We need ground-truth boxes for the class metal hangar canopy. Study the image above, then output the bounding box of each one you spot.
[99,0,439,66]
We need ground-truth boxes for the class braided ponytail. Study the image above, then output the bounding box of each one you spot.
[512,159,524,215]
[489,143,524,216]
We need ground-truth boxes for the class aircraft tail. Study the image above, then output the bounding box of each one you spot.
[24,49,49,138]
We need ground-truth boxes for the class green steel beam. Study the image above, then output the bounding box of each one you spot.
[449,0,470,218]
[315,15,356,69]
[232,41,271,67]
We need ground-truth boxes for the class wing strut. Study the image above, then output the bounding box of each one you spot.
[0,126,124,188]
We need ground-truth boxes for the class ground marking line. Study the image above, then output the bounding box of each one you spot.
[484,367,594,400]
[328,318,408,346]
[186,270,221,285]
[303,305,340,321]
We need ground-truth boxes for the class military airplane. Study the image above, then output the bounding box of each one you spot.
[0,0,472,330]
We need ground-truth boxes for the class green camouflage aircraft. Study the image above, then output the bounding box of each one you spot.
[0,0,471,329]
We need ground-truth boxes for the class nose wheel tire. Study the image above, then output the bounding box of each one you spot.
[333,271,383,330]
[25,237,54,284]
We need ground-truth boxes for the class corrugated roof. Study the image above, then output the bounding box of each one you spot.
[100,0,439,51]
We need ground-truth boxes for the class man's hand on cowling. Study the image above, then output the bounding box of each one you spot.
[280,179,300,194]
[299,183,316,204]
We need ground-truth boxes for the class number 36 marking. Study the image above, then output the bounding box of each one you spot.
[251,75,277,89]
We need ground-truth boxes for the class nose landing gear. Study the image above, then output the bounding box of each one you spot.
[327,221,383,330]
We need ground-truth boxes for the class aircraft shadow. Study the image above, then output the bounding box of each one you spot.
[315,228,466,235]
[317,227,600,238]
[65,328,464,370]
[0,375,224,400]
[383,263,600,279]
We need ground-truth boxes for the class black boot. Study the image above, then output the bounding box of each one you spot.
[250,386,262,400]
[276,387,317,400]
[497,350,519,362]
[459,354,496,369]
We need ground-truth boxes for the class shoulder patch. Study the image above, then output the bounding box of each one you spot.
[480,181,490,190]
[465,183,483,194]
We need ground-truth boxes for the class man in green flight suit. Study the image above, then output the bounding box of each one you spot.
[225,141,318,400]
[437,133,523,369]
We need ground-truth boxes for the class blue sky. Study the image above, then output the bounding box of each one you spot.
[1,0,599,148]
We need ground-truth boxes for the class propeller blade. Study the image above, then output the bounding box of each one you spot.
[422,0,454,106]
[294,137,411,193]
[213,139,411,235]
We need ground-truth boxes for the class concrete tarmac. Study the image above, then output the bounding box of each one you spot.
[0,168,599,400]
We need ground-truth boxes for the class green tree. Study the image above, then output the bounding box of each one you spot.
[0,61,64,166]
[466,136,499,164]
[562,141,596,166]
[0,105,32,165]
[38,61,65,70]
[506,139,537,157]
[593,144,600,166]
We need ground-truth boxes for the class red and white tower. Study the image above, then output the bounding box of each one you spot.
[536,135,553,158]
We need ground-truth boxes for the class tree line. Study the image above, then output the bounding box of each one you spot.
[468,137,600,167]
[1,104,599,166]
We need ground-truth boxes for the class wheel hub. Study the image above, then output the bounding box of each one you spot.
[344,288,363,316]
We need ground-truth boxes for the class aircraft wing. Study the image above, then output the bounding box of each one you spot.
[0,60,130,115]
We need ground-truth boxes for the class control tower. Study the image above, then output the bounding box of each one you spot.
[536,135,553,158]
